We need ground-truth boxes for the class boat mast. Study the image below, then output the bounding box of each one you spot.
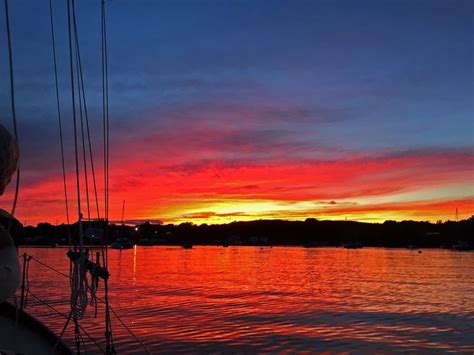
[121,200,125,225]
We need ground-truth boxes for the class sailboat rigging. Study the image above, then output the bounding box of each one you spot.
[0,1,153,353]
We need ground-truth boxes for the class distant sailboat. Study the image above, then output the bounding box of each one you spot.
[342,241,363,249]
[121,200,125,225]
[452,240,472,251]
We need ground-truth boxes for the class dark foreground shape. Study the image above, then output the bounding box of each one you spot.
[0,302,72,354]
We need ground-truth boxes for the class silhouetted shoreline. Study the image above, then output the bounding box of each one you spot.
[3,215,473,250]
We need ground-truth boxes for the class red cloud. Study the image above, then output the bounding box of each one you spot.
[4,143,472,225]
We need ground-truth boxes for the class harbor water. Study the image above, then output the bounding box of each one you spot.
[18,246,474,353]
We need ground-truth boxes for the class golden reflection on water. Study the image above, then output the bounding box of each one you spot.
[21,247,474,353]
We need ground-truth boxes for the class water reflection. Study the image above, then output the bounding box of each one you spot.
[20,247,474,353]
[133,245,137,279]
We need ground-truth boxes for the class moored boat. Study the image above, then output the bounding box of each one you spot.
[342,241,363,249]
[111,238,134,249]
[452,241,472,251]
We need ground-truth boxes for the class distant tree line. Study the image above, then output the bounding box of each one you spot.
[1,212,473,249]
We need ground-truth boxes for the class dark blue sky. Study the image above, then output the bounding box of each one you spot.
[2,1,473,145]
[0,0,473,223]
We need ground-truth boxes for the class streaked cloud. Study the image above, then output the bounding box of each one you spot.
[0,0,472,225]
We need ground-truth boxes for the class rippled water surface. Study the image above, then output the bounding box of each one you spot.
[18,247,474,353]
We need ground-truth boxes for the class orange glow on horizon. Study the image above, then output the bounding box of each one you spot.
[2,147,472,226]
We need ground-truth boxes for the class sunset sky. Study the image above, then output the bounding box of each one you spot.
[0,0,473,226]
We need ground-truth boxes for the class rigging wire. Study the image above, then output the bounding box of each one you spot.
[48,0,71,241]
[4,0,118,350]
[72,10,101,221]
[27,290,105,354]
[102,3,109,224]
[67,0,89,322]
[28,254,149,353]
[66,0,83,249]
[54,310,73,351]
[107,301,152,355]
[3,0,118,351]
[101,1,115,353]
[3,0,20,232]
[76,51,92,225]
[101,0,110,251]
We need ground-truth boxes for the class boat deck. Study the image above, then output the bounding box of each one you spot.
[0,302,71,354]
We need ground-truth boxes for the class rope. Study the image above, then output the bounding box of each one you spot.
[70,252,89,319]
[30,254,96,316]
[30,253,98,310]
[89,260,100,317]
[28,255,148,353]
[3,0,20,232]
[49,0,71,242]
[73,316,81,353]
